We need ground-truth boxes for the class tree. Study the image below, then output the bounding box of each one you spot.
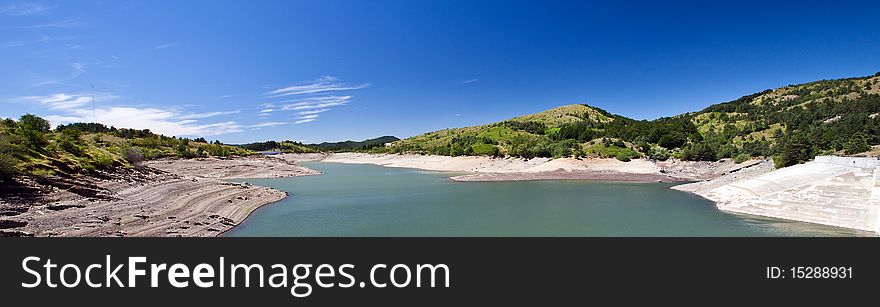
[657,133,686,149]
[774,133,815,168]
[682,142,717,161]
[19,114,50,133]
[844,133,870,155]
[18,114,50,150]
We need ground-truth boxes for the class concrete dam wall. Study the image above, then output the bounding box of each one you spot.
[813,156,880,169]
[701,156,880,234]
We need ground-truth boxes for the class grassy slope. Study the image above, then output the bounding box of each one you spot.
[382,73,880,161]
[0,124,253,179]
[381,104,641,158]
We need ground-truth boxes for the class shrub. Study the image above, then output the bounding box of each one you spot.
[205,144,231,157]
[0,151,17,180]
[175,139,196,158]
[58,129,84,156]
[92,152,115,168]
[647,147,669,161]
[123,147,145,164]
[1,118,18,131]
[614,152,631,162]
[734,153,751,164]
[471,143,500,156]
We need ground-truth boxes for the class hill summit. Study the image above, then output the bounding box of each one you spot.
[379,73,880,167]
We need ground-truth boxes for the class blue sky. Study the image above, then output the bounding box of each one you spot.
[2,0,879,143]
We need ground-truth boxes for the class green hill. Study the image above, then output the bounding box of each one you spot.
[377,72,880,167]
[0,117,253,181]
[309,136,400,152]
[377,104,640,159]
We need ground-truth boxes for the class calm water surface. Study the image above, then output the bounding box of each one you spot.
[225,162,865,237]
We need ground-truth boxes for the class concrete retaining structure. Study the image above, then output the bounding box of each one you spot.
[814,156,880,169]
[702,156,880,234]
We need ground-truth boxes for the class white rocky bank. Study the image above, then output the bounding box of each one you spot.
[674,156,880,234]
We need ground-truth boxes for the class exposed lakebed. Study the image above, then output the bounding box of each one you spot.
[226,162,864,237]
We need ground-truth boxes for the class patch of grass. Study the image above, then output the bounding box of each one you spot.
[30,168,55,178]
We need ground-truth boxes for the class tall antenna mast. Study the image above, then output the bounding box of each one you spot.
[91,84,96,123]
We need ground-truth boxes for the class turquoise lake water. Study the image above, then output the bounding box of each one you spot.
[225,162,864,237]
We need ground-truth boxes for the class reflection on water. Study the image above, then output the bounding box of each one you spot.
[226,162,869,237]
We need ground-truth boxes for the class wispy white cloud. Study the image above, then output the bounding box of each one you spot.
[296,108,330,115]
[263,76,367,124]
[15,93,245,137]
[461,78,479,85]
[0,41,26,49]
[70,62,85,77]
[2,35,77,51]
[291,109,326,123]
[39,34,78,43]
[43,114,82,124]
[249,122,286,128]
[177,110,240,120]
[0,3,53,16]
[280,95,351,111]
[20,92,119,110]
[18,19,80,29]
[28,63,86,87]
[42,106,243,136]
[267,76,368,97]
[152,43,178,50]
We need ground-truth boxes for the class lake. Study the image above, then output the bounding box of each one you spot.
[225,162,864,237]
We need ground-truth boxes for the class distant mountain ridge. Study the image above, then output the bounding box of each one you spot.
[311,136,400,151]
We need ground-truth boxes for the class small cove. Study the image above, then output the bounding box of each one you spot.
[226,162,865,237]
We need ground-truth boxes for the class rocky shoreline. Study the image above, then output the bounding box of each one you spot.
[0,152,781,237]
[316,152,764,183]
[0,156,319,237]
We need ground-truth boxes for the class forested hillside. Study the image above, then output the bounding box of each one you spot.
[311,136,400,152]
[233,140,318,153]
[377,73,880,167]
